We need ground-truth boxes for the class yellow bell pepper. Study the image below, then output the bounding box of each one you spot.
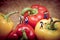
[0,11,18,37]
[35,17,60,40]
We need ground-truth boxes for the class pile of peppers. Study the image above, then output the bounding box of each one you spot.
[0,4,60,40]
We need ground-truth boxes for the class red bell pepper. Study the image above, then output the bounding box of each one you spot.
[15,16,36,40]
[21,4,50,29]
[6,30,18,40]
[31,4,50,19]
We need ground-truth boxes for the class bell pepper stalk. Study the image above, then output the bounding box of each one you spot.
[0,11,18,39]
[20,30,28,40]
[3,11,18,21]
[35,17,60,40]
[46,17,60,30]
[15,16,36,40]
[21,8,38,16]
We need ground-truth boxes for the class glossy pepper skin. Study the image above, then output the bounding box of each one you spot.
[0,11,18,39]
[16,23,36,40]
[6,30,18,40]
[21,4,50,29]
[15,16,36,40]
[35,17,60,40]
[31,4,50,19]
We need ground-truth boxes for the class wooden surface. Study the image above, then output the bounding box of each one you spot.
[0,0,60,28]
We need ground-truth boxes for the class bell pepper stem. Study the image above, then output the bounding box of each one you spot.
[51,20,60,30]
[4,11,18,20]
[21,8,38,15]
[47,18,60,30]
[21,30,28,40]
